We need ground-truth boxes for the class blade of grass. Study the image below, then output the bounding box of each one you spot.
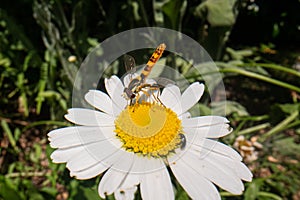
[220,68,300,93]
[258,192,283,200]
[237,115,269,121]
[238,63,300,78]
[36,63,48,114]
[6,171,51,178]
[1,120,20,153]
[22,120,70,131]
[237,122,271,135]
[17,73,29,116]
[232,119,247,134]
[260,110,299,142]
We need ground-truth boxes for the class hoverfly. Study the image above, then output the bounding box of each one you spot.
[123,43,167,105]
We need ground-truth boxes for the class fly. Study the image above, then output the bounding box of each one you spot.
[123,43,166,104]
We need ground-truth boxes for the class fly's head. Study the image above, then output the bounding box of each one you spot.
[123,87,136,100]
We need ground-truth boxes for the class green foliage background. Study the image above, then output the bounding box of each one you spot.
[0,0,300,199]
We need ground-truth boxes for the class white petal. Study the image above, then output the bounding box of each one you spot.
[179,112,191,119]
[179,83,204,115]
[187,138,242,161]
[234,162,253,182]
[48,126,114,148]
[70,161,108,180]
[189,143,252,191]
[182,147,245,194]
[50,146,84,163]
[130,156,165,174]
[98,168,128,198]
[98,153,135,198]
[85,90,121,116]
[74,149,136,180]
[66,139,121,172]
[65,108,114,126]
[160,85,181,109]
[182,116,229,128]
[105,75,127,110]
[114,173,139,200]
[140,166,174,200]
[183,123,232,139]
[169,159,221,200]
[114,186,137,200]
[109,151,135,172]
[120,174,139,188]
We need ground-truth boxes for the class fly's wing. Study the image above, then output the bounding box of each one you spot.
[138,77,176,102]
[124,54,138,87]
[123,54,136,83]
[124,54,136,73]
[152,77,176,88]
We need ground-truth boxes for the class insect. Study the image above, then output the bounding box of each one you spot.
[179,133,187,150]
[123,43,167,104]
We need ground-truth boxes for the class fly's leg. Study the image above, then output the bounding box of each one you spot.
[139,85,165,106]
[152,88,165,106]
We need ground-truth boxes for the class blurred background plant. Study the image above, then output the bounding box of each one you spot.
[0,0,300,199]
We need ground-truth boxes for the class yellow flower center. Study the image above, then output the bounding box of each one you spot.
[114,102,183,157]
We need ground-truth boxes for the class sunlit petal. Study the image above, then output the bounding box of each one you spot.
[140,166,174,200]
[48,126,114,148]
[169,159,221,200]
[183,123,232,139]
[65,108,114,126]
[182,116,229,127]
[85,90,121,116]
[105,75,127,110]
[178,82,204,115]
[160,85,181,109]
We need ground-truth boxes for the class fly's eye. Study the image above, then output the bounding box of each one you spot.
[131,94,136,98]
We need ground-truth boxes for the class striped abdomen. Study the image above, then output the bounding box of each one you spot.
[140,43,166,83]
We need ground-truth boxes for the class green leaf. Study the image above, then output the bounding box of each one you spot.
[186,61,224,94]
[162,0,186,30]
[226,47,254,60]
[81,186,101,200]
[0,53,11,67]
[273,137,300,156]
[198,103,212,116]
[211,100,249,116]
[244,179,264,200]
[40,187,57,197]
[194,0,237,27]
[87,38,100,48]
[278,103,300,115]
[0,176,24,200]
[269,103,300,124]
[28,192,45,200]
[176,190,189,200]
[188,103,211,117]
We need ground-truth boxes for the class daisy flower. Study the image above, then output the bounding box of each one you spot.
[48,75,252,200]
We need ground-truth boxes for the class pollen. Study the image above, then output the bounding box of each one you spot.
[114,102,183,157]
